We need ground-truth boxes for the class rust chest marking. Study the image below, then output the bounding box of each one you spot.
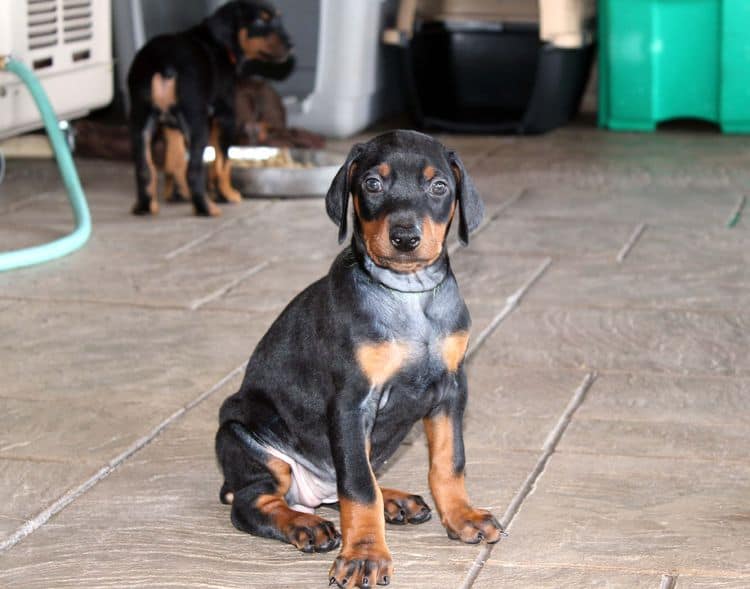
[356,341,410,388]
[441,331,469,373]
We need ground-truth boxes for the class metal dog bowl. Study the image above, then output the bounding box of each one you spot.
[222,147,344,198]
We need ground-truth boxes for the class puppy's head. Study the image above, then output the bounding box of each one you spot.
[208,0,294,78]
[326,130,484,273]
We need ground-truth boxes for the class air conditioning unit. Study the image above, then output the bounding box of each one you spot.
[0,0,113,140]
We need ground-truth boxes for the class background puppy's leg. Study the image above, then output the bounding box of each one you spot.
[182,105,220,217]
[216,422,340,553]
[129,107,159,215]
[162,126,190,203]
[209,110,243,204]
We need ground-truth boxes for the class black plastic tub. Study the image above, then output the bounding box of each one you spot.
[401,20,595,134]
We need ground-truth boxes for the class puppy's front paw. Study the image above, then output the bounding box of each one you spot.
[443,506,503,544]
[329,544,393,587]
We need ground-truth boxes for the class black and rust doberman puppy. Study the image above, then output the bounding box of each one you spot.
[216,130,503,587]
[127,0,292,217]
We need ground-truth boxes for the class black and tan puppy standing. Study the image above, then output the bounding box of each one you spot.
[127,0,292,217]
[216,130,503,587]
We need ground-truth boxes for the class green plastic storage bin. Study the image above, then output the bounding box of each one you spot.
[598,0,750,133]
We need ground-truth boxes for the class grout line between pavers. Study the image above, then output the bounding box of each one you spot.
[449,188,528,256]
[726,195,745,228]
[0,361,247,554]
[163,218,242,260]
[189,260,270,310]
[164,201,274,260]
[466,257,552,361]
[457,371,598,589]
[659,574,678,589]
[0,190,56,215]
[616,222,647,263]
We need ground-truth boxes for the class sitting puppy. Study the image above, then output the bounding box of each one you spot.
[216,130,503,587]
[127,0,292,217]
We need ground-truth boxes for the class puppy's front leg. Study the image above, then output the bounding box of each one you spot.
[424,370,504,544]
[328,403,393,588]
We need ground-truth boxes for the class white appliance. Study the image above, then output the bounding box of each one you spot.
[0,0,113,140]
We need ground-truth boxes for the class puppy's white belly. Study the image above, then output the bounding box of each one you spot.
[264,445,338,513]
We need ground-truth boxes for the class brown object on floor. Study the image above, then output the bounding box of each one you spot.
[233,79,325,149]
[74,81,324,163]
[234,78,286,144]
[73,120,133,161]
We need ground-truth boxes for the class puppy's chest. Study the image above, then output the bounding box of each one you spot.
[356,289,469,390]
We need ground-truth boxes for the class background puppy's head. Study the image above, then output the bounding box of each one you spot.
[207,0,294,78]
[326,131,484,271]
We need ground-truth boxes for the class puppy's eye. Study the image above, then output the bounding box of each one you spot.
[364,178,383,193]
[430,180,448,196]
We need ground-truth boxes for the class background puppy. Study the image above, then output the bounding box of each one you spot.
[127,0,292,217]
[216,130,502,588]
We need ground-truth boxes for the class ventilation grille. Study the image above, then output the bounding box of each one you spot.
[27,0,59,50]
[63,0,93,44]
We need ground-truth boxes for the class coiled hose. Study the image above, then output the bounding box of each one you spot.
[0,55,91,272]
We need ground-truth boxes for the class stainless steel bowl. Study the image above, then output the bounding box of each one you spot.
[227,147,345,198]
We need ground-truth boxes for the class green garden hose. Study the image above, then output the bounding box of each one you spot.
[0,55,92,272]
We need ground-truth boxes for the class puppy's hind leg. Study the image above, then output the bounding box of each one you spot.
[181,104,221,217]
[216,422,341,553]
[162,125,190,203]
[129,107,160,215]
[209,110,243,204]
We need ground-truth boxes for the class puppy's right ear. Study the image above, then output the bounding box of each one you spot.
[326,144,363,244]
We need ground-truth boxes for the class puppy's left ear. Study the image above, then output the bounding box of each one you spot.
[448,150,484,245]
[326,144,364,244]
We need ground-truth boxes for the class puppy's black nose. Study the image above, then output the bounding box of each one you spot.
[390,225,421,252]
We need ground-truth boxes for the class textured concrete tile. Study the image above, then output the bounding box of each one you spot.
[677,577,750,588]
[0,300,270,404]
[504,187,740,228]
[493,453,750,577]
[467,216,635,261]
[482,306,750,378]
[0,159,66,213]
[569,373,750,427]
[0,459,93,538]
[0,396,172,463]
[464,364,587,452]
[0,224,269,308]
[558,372,750,466]
[0,223,66,251]
[456,251,542,303]
[523,225,749,311]
[562,418,750,464]
[206,257,331,313]
[475,562,660,588]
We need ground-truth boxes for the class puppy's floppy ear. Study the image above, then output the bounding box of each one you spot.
[448,150,484,245]
[326,144,364,244]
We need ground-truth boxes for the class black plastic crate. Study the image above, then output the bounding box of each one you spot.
[401,20,595,134]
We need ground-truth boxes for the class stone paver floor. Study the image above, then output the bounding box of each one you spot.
[0,122,748,588]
